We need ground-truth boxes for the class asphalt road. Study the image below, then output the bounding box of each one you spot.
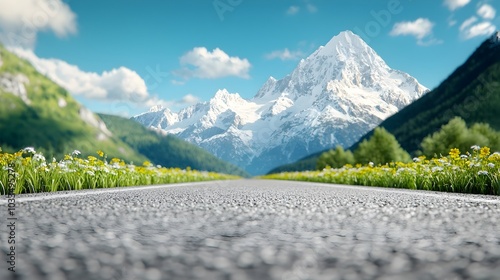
[1,179,500,280]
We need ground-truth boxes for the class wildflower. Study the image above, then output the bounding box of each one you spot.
[33,154,45,162]
[97,150,104,157]
[369,162,374,167]
[72,150,81,156]
[487,163,495,168]
[471,145,480,151]
[431,167,443,172]
[86,170,95,176]
[449,148,460,160]
[477,170,489,176]
[460,155,468,159]
[413,157,420,163]
[489,152,500,162]
[22,147,36,154]
[480,147,491,158]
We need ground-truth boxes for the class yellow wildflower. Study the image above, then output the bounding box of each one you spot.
[97,150,104,157]
[22,157,31,166]
[480,147,490,158]
[488,152,500,162]
[449,148,460,160]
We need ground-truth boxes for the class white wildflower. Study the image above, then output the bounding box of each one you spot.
[478,170,489,176]
[460,155,468,159]
[431,167,443,172]
[71,150,81,156]
[413,157,420,163]
[369,162,374,167]
[33,154,45,162]
[488,163,495,168]
[471,145,480,151]
[22,147,36,154]
[86,170,95,176]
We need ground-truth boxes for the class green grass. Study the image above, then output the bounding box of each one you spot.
[0,148,239,195]
[262,147,500,195]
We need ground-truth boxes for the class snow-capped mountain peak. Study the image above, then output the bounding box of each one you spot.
[149,104,164,112]
[133,30,428,175]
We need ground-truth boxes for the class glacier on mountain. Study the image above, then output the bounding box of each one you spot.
[133,31,429,175]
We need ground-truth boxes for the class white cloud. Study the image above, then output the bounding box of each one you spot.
[477,4,496,20]
[180,94,199,104]
[0,0,77,48]
[174,47,251,80]
[286,6,300,15]
[10,48,162,106]
[390,18,434,39]
[443,0,471,11]
[265,48,305,61]
[460,16,478,31]
[460,21,496,39]
[306,4,317,13]
[390,18,440,45]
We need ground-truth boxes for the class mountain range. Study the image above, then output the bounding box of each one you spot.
[270,31,500,173]
[134,31,428,175]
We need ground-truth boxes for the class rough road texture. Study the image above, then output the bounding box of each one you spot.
[1,180,500,280]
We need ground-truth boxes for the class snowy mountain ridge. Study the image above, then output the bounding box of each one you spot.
[133,31,429,175]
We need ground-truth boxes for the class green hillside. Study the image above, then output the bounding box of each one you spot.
[98,114,249,177]
[269,33,500,174]
[0,44,147,163]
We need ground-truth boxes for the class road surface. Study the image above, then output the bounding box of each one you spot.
[1,179,500,280]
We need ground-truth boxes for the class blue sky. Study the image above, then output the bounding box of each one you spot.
[0,0,499,116]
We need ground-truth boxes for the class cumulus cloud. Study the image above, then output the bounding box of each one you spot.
[265,48,305,61]
[286,6,300,15]
[0,0,77,48]
[460,16,478,31]
[390,18,440,45]
[459,4,497,40]
[10,48,164,107]
[443,0,471,11]
[477,4,496,20]
[180,94,200,104]
[460,20,496,39]
[174,47,251,80]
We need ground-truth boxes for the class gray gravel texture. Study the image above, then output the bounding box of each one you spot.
[1,179,500,280]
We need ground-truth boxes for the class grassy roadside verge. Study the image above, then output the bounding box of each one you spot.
[0,148,239,195]
[261,147,500,195]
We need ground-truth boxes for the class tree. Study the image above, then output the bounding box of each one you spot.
[317,146,355,169]
[354,127,411,165]
[421,117,500,157]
